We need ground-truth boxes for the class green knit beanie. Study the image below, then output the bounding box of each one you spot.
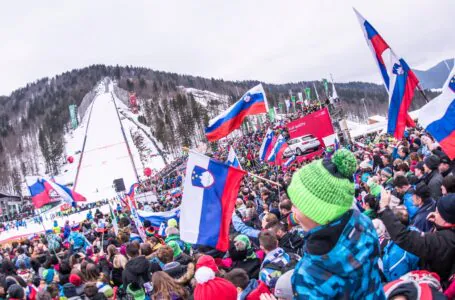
[287,149,357,225]
[167,240,182,258]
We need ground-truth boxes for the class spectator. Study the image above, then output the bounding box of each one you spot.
[410,182,436,232]
[393,175,418,219]
[423,155,443,199]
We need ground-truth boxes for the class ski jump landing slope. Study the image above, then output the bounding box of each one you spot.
[74,86,138,200]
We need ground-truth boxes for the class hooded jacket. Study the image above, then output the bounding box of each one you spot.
[121,256,151,288]
[424,170,443,199]
[292,210,385,299]
[411,199,436,233]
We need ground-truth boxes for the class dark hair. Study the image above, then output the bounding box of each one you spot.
[156,246,174,264]
[279,199,292,212]
[396,163,410,173]
[364,194,378,211]
[259,231,278,252]
[140,243,152,257]
[443,175,455,194]
[225,268,250,290]
[393,175,409,188]
[126,242,139,258]
[400,147,410,156]
[392,206,409,226]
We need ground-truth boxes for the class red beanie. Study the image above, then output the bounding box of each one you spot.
[196,255,219,273]
[69,274,82,287]
[194,267,237,300]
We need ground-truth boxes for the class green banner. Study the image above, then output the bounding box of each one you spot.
[278,103,284,114]
[305,88,311,100]
[268,107,276,122]
[69,104,78,129]
[322,79,329,96]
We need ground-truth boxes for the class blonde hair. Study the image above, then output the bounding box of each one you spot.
[113,254,128,269]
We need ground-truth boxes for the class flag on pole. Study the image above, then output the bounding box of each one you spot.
[226,147,242,169]
[259,129,275,161]
[109,205,119,236]
[305,88,311,100]
[278,103,284,114]
[297,93,303,104]
[313,83,320,101]
[419,68,455,159]
[354,8,418,139]
[268,107,276,122]
[291,96,296,112]
[322,79,329,96]
[285,99,291,112]
[267,135,286,162]
[128,197,147,242]
[330,81,339,103]
[205,84,268,141]
[180,150,246,251]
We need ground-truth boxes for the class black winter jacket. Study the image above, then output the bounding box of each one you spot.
[379,207,455,284]
[122,256,151,288]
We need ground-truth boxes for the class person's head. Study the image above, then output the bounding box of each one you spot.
[424,155,440,174]
[259,231,278,254]
[414,161,425,178]
[235,198,244,208]
[85,263,100,282]
[393,175,410,195]
[113,254,127,269]
[7,284,24,300]
[225,268,249,295]
[381,154,392,166]
[274,270,294,300]
[106,244,118,258]
[261,213,278,229]
[260,188,270,201]
[156,245,174,264]
[126,242,139,259]
[411,183,431,207]
[279,199,292,217]
[287,149,357,230]
[442,175,455,195]
[151,271,188,299]
[431,194,455,227]
[398,146,409,159]
[392,206,409,226]
[439,156,451,174]
[139,243,152,257]
[362,194,378,211]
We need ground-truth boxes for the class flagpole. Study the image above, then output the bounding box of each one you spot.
[246,171,282,187]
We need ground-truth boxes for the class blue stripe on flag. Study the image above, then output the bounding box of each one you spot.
[426,98,455,141]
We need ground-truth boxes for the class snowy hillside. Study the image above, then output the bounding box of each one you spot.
[47,79,165,201]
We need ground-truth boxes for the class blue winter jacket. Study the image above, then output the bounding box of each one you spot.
[292,210,385,299]
[382,236,420,282]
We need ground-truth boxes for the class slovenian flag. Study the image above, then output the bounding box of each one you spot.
[180,150,245,251]
[26,176,86,208]
[205,84,268,141]
[226,147,242,169]
[419,67,455,159]
[267,134,286,162]
[354,9,418,139]
[259,129,275,161]
[283,155,296,168]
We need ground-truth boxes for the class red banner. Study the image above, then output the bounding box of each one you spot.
[286,107,336,147]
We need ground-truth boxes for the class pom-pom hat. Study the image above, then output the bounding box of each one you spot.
[287,149,357,225]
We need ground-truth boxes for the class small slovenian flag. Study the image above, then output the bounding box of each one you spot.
[259,129,274,161]
[205,84,268,141]
[267,134,286,162]
[180,150,246,251]
[226,147,242,169]
[283,155,296,168]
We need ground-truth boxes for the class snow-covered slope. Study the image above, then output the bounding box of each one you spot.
[53,79,165,201]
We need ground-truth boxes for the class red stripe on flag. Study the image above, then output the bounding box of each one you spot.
[440,131,455,160]
[206,102,266,141]
[394,71,419,139]
[369,35,389,65]
[216,167,246,251]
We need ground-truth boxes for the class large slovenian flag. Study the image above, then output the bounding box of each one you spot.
[259,129,274,161]
[180,150,245,251]
[226,147,242,169]
[419,67,455,159]
[267,134,286,162]
[354,9,418,139]
[205,84,268,141]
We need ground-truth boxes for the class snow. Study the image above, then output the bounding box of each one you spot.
[179,86,230,108]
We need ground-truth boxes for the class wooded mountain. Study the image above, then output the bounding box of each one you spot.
[0,64,440,193]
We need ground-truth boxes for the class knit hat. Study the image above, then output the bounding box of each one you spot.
[145,227,155,237]
[63,283,78,298]
[234,235,251,251]
[126,284,145,300]
[274,270,294,300]
[42,268,55,284]
[96,282,113,298]
[7,284,24,299]
[287,149,357,225]
[196,255,219,274]
[424,155,440,170]
[194,267,237,300]
[167,218,178,228]
[381,167,393,178]
[69,274,82,287]
[359,160,371,169]
[437,194,455,224]
[167,240,182,258]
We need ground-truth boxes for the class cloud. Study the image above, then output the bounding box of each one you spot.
[0,0,453,95]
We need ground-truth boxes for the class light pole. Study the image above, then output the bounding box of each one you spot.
[361,98,369,122]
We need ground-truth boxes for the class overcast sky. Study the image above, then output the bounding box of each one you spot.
[0,1,453,95]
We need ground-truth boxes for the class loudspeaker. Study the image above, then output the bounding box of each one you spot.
[113,178,126,192]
